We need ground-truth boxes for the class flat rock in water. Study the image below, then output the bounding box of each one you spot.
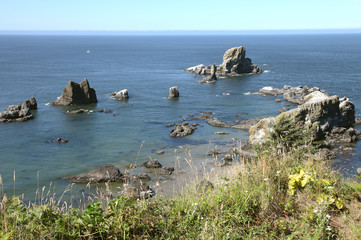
[64,164,125,183]
[170,122,196,137]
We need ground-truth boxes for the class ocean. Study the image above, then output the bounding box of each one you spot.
[1,34,361,201]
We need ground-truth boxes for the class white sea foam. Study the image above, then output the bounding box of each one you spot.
[263,70,270,73]
[222,92,230,96]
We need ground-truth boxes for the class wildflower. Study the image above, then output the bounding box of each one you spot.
[326,226,332,231]
[264,178,270,181]
[326,214,331,219]
[327,186,334,189]
[276,170,281,175]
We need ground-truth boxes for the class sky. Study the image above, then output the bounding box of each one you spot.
[1,0,361,32]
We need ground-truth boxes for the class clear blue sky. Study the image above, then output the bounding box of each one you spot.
[1,0,361,31]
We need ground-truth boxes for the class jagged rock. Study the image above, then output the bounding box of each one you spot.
[127,179,153,199]
[141,160,162,168]
[200,64,217,84]
[51,78,97,106]
[23,97,37,110]
[168,86,179,98]
[0,97,37,123]
[111,89,129,100]
[170,122,196,137]
[185,46,262,77]
[64,164,125,183]
[249,90,357,145]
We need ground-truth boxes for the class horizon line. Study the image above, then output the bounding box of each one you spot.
[1,28,361,36]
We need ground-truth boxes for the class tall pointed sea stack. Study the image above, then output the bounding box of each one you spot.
[51,78,97,106]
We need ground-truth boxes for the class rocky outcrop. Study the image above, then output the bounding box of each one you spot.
[51,78,97,106]
[0,97,37,123]
[168,86,179,98]
[141,160,162,168]
[170,122,196,137]
[185,46,262,77]
[249,89,358,145]
[111,89,129,100]
[259,85,325,105]
[64,164,126,183]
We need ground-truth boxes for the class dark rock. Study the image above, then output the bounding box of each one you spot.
[156,150,165,155]
[141,160,162,168]
[196,180,214,192]
[205,118,232,128]
[235,112,248,118]
[165,123,175,127]
[208,149,221,156]
[127,179,153,199]
[50,78,97,106]
[66,109,90,114]
[56,138,68,143]
[223,154,234,161]
[161,166,175,175]
[64,164,125,183]
[170,122,196,137]
[132,173,151,181]
[215,131,229,135]
[275,99,282,103]
[111,89,129,100]
[185,46,262,77]
[168,86,179,98]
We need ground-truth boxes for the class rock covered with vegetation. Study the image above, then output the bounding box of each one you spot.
[50,78,97,106]
[0,97,37,122]
[249,87,359,146]
[185,46,263,77]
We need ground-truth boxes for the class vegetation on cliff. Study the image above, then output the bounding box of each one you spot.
[1,119,361,239]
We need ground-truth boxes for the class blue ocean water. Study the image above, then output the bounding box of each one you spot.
[0,34,361,200]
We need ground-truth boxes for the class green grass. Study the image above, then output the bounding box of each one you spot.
[1,120,361,239]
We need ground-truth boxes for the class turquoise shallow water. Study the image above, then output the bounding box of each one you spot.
[1,34,361,200]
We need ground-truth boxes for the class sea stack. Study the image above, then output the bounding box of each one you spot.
[185,46,263,77]
[111,89,129,100]
[169,86,179,98]
[50,78,97,106]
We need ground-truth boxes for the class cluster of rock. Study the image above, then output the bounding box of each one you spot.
[189,111,260,130]
[249,86,360,149]
[50,78,97,106]
[185,46,263,81]
[0,97,37,122]
[64,160,175,199]
[111,89,129,100]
